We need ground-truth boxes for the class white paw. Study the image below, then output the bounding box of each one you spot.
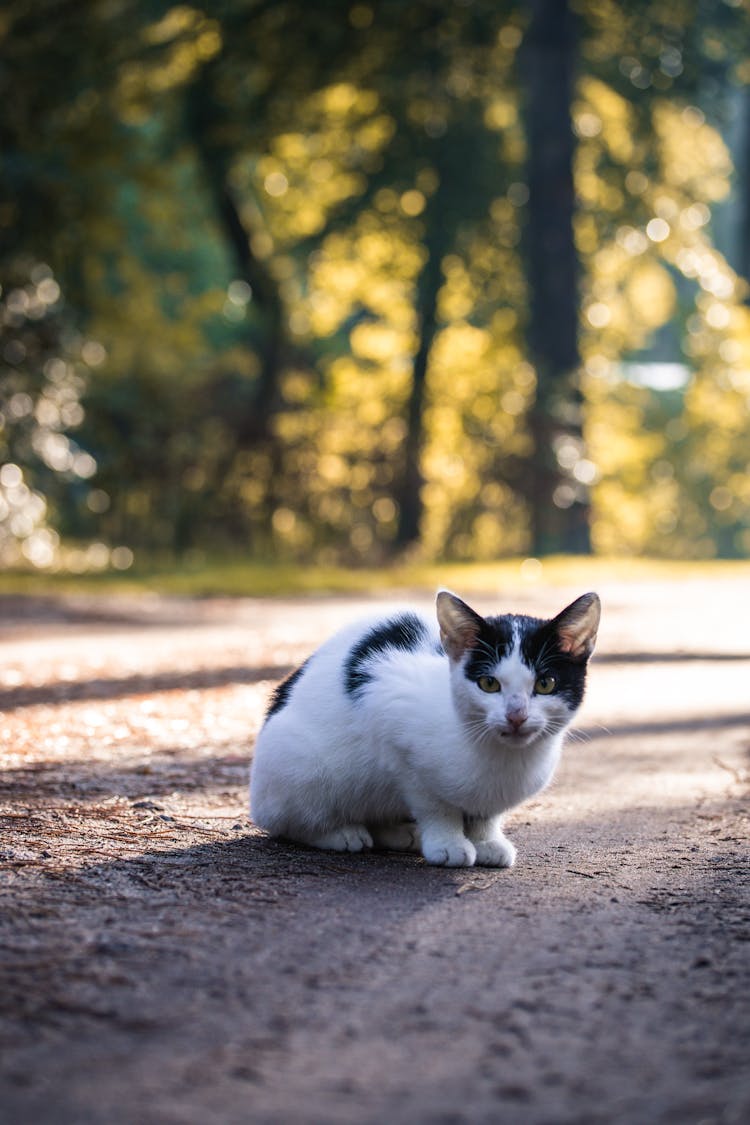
[422,836,477,868]
[474,837,516,868]
[317,825,373,852]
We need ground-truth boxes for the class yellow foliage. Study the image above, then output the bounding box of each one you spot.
[576,77,635,163]
[89,10,750,562]
[142,6,202,45]
[317,83,369,116]
[625,260,676,329]
[484,97,517,131]
[119,10,221,119]
[350,323,415,363]
[653,103,731,202]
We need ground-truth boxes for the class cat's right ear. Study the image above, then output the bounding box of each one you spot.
[436,590,484,661]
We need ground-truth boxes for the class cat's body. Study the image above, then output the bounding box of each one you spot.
[250,590,600,867]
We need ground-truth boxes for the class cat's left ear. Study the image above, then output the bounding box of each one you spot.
[551,592,600,662]
[436,590,484,661]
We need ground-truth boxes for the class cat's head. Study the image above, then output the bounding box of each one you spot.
[436,589,600,746]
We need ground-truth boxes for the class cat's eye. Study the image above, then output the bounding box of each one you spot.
[477,675,501,693]
[534,675,557,695]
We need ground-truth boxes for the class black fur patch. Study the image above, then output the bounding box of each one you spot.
[345,613,429,697]
[519,615,589,710]
[463,614,590,711]
[462,616,515,682]
[266,659,310,719]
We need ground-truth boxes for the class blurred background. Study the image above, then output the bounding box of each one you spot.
[2,0,750,577]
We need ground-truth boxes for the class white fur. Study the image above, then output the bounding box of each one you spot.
[249,603,576,868]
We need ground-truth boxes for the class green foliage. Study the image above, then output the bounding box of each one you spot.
[0,262,100,566]
[2,0,749,571]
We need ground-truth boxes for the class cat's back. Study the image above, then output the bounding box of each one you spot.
[258,606,442,736]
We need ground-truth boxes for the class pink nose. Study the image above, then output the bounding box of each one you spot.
[507,709,528,732]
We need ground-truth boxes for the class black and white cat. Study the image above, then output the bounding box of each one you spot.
[250,589,600,868]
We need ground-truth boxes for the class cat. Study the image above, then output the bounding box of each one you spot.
[249,589,600,868]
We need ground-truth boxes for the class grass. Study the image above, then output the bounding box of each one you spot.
[1,555,749,599]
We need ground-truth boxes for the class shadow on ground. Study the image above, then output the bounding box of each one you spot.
[1,796,748,1125]
[0,663,292,712]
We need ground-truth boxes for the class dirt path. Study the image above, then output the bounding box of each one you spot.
[1,581,748,1124]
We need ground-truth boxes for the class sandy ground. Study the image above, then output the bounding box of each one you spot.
[0,579,748,1124]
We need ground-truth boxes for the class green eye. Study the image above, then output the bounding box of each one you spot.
[477,675,501,693]
[534,675,557,695]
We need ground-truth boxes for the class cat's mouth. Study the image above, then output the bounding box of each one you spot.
[498,723,543,743]
[466,711,545,746]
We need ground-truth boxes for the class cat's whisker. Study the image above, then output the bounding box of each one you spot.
[534,634,558,670]
[473,636,502,670]
[564,727,592,744]
[465,717,496,748]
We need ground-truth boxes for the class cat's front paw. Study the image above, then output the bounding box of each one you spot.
[474,836,517,868]
[422,836,477,868]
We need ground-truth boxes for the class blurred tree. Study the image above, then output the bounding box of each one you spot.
[576,0,750,559]
[3,0,750,567]
[0,262,96,566]
[183,0,524,558]
[0,0,144,564]
[521,0,589,554]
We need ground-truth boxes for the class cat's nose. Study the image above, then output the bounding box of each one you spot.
[506,702,528,731]
[507,714,527,732]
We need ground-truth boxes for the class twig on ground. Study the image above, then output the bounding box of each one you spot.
[455,874,501,895]
[712,754,749,786]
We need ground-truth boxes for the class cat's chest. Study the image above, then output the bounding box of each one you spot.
[430,736,559,816]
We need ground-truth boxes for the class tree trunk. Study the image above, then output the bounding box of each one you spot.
[185,71,287,443]
[521,0,591,555]
[737,85,750,299]
[394,181,449,551]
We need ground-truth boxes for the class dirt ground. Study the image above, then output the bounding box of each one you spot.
[0,578,748,1125]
